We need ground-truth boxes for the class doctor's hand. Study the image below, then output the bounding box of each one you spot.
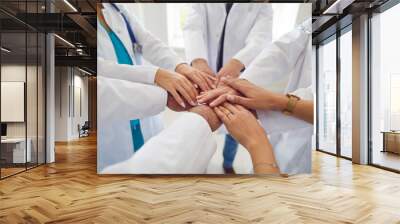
[155,68,198,108]
[191,58,216,76]
[167,94,193,112]
[176,63,217,91]
[189,105,221,132]
[196,85,239,105]
[211,78,288,110]
[216,58,244,81]
[214,103,280,174]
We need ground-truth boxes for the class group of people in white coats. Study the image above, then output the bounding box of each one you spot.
[97,3,314,175]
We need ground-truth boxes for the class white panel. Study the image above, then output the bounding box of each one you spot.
[1,82,25,122]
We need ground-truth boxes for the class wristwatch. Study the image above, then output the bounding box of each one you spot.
[282,94,300,115]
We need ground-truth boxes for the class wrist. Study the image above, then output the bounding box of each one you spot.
[229,59,245,77]
[247,139,279,171]
[230,58,244,70]
[155,68,166,86]
[270,93,289,111]
[175,63,188,73]
[191,58,207,66]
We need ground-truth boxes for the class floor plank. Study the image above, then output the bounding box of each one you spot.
[1,135,400,224]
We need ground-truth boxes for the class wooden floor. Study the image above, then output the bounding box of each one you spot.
[1,135,400,223]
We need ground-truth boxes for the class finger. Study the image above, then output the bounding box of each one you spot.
[235,104,247,111]
[205,73,217,81]
[176,85,196,106]
[209,94,228,107]
[199,72,217,89]
[170,89,185,108]
[205,76,216,89]
[223,102,240,114]
[222,78,250,95]
[214,107,230,123]
[196,89,222,103]
[205,75,217,89]
[205,68,217,77]
[218,106,233,119]
[226,95,254,108]
[187,78,199,98]
[181,79,198,102]
[215,75,222,87]
[196,73,210,91]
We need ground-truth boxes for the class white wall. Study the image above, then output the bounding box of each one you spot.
[54,67,89,141]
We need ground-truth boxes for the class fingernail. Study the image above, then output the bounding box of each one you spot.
[180,102,186,108]
[227,95,234,101]
[190,101,196,106]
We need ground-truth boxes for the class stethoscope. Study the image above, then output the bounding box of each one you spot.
[109,3,143,63]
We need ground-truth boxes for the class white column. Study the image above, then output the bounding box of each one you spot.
[46,32,55,163]
[352,14,369,164]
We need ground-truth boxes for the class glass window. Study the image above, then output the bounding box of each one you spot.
[317,37,337,154]
[340,29,352,158]
[1,31,28,178]
[371,3,400,171]
[167,4,188,48]
[0,0,46,179]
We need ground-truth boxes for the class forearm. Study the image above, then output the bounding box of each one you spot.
[271,94,314,125]
[247,138,280,174]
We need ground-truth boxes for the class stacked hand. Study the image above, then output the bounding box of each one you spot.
[201,77,288,111]
[176,63,217,91]
[216,58,244,81]
[155,68,198,108]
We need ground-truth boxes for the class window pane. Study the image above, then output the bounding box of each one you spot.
[318,37,337,154]
[371,3,400,171]
[1,30,28,177]
[27,31,38,169]
[340,29,352,158]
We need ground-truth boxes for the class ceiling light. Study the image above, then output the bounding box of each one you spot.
[63,0,78,12]
[78,67,92,76]
[323,0,354,15]
[1,47,11,53]
[54,34,75,48]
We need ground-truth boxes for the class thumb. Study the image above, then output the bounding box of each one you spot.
[226,95,254,108]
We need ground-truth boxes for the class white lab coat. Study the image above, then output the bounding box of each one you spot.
[99,77,217,174]
[102,112,217,174]
[242,19,313,175]
[183,3,273,73]
[97,3,184,170]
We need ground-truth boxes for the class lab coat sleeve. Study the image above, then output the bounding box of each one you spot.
[97,76,168,171]
[98,76,167,121]
[182,3,209,64]
[98,57,159,85]
[120,5,184,71]
[291,85,314,100]
[233,5,273,68]
[101,112,217,174]
[241,19,311,93]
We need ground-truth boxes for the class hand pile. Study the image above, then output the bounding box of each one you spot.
[165,62,282,174]
[166,61,272,139]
